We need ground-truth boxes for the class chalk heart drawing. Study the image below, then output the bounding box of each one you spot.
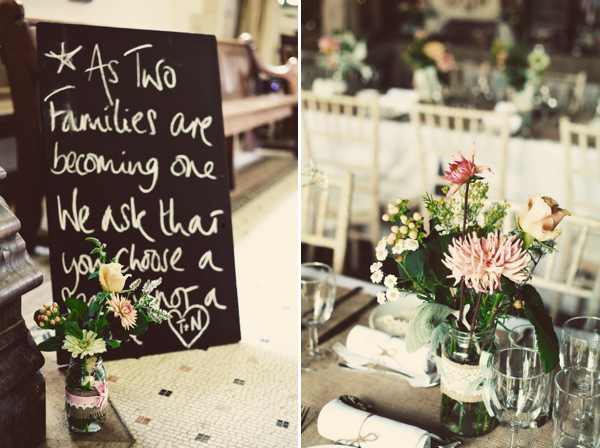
[168,304,210,349]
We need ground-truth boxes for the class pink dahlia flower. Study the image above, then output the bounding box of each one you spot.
[442,143,492,198]
[442,232,530,294]
[107,293,137,330]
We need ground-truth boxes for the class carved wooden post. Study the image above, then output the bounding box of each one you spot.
[0,166,45,447]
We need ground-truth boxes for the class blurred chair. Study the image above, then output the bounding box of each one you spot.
[542,71,587,116]
[301,92,380,250]
[559,116,600,218]
[529,213,600,319]
[301,172,353,274]
[410,103,510,218]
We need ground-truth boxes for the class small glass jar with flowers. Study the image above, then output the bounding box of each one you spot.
[371,145,566,437]
[404,30,454,103]
[34,237,172,433]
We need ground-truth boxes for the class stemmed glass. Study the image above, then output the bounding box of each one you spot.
[560,316,600,370]
[485,347,550,448]
[553,367,600,447]
[301,262,337,371]
[508,324,551,428]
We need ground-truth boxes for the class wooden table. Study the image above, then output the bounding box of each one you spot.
[301,287,554,448]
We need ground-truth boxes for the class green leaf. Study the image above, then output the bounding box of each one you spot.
[500,277,518,298]
[405,248,427,278]
[434,285,453,306]
[96,291,110,299]
[397,263,409,280]
[425,218,441,240]
[106,339,121,348]
[88,272,99,280]
[425,234,457,285]
[37,335,65,352]
[65,297,88,321]
[107,315,130,342]
[85,237,101,245]
[96,317,110,339]
[63,321,83,340]
[141,310,152,322]
[89,297,104,316]
[54,321,66,335]
[522,284,559,373]
[405,303,455,353]
[129,312,148,335]
[523,232,535,250]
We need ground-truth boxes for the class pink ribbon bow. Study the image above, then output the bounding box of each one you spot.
[64,381,108,410]
[94,381,108,409]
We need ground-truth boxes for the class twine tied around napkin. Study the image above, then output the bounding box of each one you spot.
[335,413,379,447]
[365,337,403,371]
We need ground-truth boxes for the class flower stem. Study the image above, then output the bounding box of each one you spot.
[458,281,465,329]
[458,182,471,328]
[462,182,470,239]
[469,291,484,338]
[487,294,501,329]
[398,262,433,301]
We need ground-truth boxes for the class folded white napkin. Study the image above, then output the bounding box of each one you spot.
[346,325,436,379]
[317,399,431,448]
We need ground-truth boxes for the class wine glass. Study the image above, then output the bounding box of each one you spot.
[485,347,550,448]
[553,367,600,448]
[508,324,552,428]
[560,316,600,370]
[301,262,337,371]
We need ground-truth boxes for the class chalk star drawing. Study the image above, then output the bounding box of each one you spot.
[44,42,83,73]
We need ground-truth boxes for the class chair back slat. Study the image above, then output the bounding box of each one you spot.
[301,91,380,247]
[542,71,587,115]
[301,173,354,274]
[411,103,510,216]
[559,117,600,217]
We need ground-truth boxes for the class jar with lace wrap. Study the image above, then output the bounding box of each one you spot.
[64,356,108,433]
[439,326,499,437]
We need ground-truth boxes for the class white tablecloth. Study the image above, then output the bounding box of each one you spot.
[303,118,600,214]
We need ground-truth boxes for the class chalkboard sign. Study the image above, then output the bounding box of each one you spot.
[36,23,241,363]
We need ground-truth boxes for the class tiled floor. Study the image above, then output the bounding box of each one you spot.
[106,342,297,447]
[23,158,299,448]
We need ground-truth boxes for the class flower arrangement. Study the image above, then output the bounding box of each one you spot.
[318,30,373,82]
[371,144,567,373]
[35,237,172,358]
[404,30,454,82]
[492,40,550,92]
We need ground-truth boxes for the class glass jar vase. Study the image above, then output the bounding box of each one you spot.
[440,326,499,437]
[64,356,108,433]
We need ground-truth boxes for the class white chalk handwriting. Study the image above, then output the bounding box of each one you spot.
[51,142,159,193]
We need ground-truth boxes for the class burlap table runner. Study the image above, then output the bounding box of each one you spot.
[301,289,553,447]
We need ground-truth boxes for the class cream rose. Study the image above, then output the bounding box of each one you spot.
[98,263,130,292]
[518,194,570,243]
[422,41,445,61]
